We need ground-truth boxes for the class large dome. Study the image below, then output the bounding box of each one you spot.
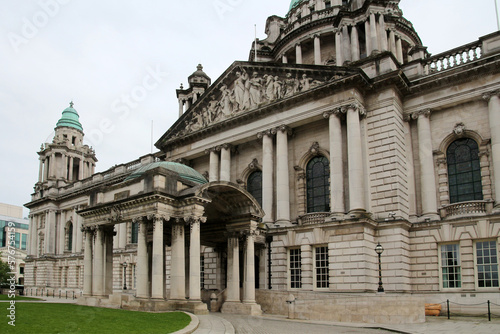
[125,161,207,184]
[55,101,83,132]
[289,0,304,11]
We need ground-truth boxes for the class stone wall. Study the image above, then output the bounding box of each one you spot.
[256,290,425,324]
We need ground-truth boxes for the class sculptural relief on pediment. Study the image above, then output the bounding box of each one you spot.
[172,66,346,138]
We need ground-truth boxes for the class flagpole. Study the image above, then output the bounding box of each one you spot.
[496,0,500,30]
[254,24,258,62]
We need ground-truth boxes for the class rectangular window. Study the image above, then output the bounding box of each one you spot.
[200,255,205,289]
[315,246,329,288]
[289,248,302,289]
[15,232,20,248]
[132,264,137,289]
[21,234,27,250]
[441,244,461,288]
[476,241,499,288]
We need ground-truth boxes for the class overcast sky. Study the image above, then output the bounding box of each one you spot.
[0,0,498,218]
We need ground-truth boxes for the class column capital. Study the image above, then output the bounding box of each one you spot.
[183,215,207,225]
[295,42,301,48]
[482,90,500,101]
[220,143,234,151]
[405,109,431,121]
[340,102,366,118]
[204,146,221,155]
[147,214,171,222]
[272,124,293,136]
[323,108,343,119]
[257,129,275,139]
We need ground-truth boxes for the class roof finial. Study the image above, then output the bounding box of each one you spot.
[69,101,74,108]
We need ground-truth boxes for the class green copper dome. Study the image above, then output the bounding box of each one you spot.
[125,161,208,184]
[289,0,304,11]
[56,102,83,131]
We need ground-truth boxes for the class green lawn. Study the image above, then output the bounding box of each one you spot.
[0,303,191,333]
[0,294,41,301]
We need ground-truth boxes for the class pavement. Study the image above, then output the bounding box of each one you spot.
[5,296,500,333]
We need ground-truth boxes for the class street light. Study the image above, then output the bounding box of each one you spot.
[375,243,384,293]
[122,262,128,290]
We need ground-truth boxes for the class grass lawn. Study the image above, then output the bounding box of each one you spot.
[0,294,41,301]
[0,303,191,333]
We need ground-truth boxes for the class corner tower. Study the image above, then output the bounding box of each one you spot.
[35,102,97,195]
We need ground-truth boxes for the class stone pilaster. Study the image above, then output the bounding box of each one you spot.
[83,227,93,295]
[295,43,302,64]
[275,125,292,224]
[483,91,500,208]
[220,144,232,182]
[151,215,167,299]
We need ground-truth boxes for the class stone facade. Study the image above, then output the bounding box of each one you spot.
[25,0,500,323]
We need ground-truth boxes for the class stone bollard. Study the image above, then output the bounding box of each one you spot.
[210,292,218,312]
[286,293,295,319]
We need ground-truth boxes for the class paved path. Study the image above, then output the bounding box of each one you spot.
[193,313,500,334]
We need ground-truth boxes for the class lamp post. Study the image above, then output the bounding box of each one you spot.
[122,262,128,290]
[375,243,384,293]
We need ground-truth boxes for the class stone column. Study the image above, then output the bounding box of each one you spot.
[83,229,93,296]
[151,216,164,299]
[49,153,56,178]
[396,37,404,63]
[189,218,204,301]
[243,229,257,303]
[136,218,150,298]
[282,54,288,64]
[29,216,38,256]
[259,131,274,223]
[45,210,56,254]
[295,43,302,64]
[178,99,184,117]
[323,110,345,214]
[75,211,83,252]
[351,25,360,62]
[79,159,84,180]
[370,12,379,53]
[483,92,500,208]
[38,158,44,182]
[93,226,104,296]
[220,144,232,182]
[345,103,366,212]
[170,220,186,300]
[412,109,439,217]
[365,20,372,56]
[335,29,343,66]
[342,25,351,63]
[209,148,219,182]
[389,30,397,56]
[314,34,322,65]
[104,227,113,295]
[276,125,291,223]
[378,14,388,51]
[226,235,240,302]
[68,157,74,181]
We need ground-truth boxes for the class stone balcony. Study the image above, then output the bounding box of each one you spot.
[439,200,494,219]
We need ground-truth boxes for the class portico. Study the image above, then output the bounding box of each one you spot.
[77,162,264,315]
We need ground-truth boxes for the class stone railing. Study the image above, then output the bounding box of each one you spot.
[440,200,493,219]
[423,41,482,75]
[297,212,329,225]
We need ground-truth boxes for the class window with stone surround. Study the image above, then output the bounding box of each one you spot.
[475,240,499,288]
[131,264,137,289]
[306,156,330,213]
[440,244,462,288]
[247,171,262,207]
[131,222,138,244]
[65,222,73,251]
[289,248,302,289]
[315,246,329,289]
[447,138,483,203]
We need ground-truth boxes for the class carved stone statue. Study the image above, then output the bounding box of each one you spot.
[249,72,263,108]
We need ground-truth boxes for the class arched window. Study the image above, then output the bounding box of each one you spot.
[247,171,262,207]
[306,156,330,213]
[447,138,483,203]
[131,222,139,244]
[66,222,73,251]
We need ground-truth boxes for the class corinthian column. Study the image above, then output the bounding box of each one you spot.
[83,228,93,296]
[226,234,240,302]
[92,226,104,296]
[483,92,500,209]
[189,217,204,301]
[243,227,258,304]
[170,220,185,300]
[314,34,322,65]
[258,131,274,223]
[351,25,360,62]
[275,125,292,223]
[220,144,232,182]
[151,216,165,299]
[412,109,439,218]
[345,103,366,212]
[378,14,388,51]
[295,43,303,64]
[323,110,345,214]
[136,218,150,298]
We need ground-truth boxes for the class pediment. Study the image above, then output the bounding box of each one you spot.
[157,62,363,150]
